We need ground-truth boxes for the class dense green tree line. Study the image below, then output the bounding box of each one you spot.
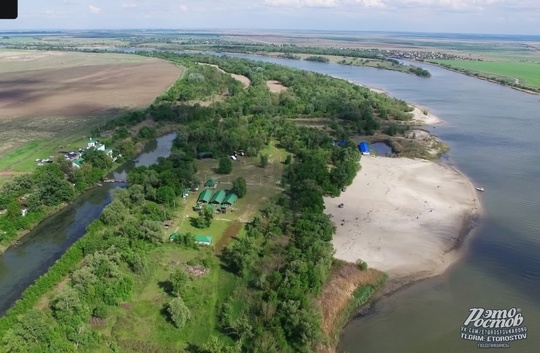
[304,55,330,63]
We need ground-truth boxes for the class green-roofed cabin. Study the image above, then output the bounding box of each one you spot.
[197,189,212,204]
[195,235,213,246]
[169,232,179,242]
[204,179,217,189]
[182,188,190,198]
[210,189,226,204]
[72,157,84,168]
[222,192,238,207]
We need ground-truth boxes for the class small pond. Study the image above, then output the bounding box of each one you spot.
[370,142,395,156]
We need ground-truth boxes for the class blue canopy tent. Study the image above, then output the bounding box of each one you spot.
[358,142,370,155]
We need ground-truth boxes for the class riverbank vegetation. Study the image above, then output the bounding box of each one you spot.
[0,52,437,351]
[0,155,107,252]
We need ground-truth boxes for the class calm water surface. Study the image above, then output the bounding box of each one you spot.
[228,55,540,352]
[0,133,176,315]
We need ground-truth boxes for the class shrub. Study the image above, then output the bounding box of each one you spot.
[167,297,191,328]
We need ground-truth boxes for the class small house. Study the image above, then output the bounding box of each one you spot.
[358,142,370,155]
[195,235,213,246]
[197,189,213,204]
[182,188,190,198]
[204,179,217,189]
[87,138,96,148]
[72,157,84,169]
[222,192,238,207]
[210,190,226,205]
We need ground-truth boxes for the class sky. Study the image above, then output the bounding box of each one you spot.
[1,0,539,35]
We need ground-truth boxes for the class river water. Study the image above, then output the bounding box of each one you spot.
[221,54,539,352]
[0,133,176,315]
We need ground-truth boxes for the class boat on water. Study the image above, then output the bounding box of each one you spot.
[476,187,485,192]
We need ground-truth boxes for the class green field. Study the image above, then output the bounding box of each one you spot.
[0,49,152,74]
[431,59,540,89]
[0,115,109,173]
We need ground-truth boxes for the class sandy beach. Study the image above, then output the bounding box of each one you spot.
[325,156,481,291]
[410,105,443,125]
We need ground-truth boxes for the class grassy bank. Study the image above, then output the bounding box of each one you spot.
[429,59,540,92]
[317,261,387,352]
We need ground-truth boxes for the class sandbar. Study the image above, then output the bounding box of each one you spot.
[325,156,481,291]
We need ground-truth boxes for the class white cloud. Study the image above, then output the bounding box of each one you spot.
[180,5,188,11]
[88,4,102,14]
[348,0,387,8]
[263,0,540,10]
[384,0,528,11]
[122,3,138,8]
[264,0,340,8]
[264,0,386,9]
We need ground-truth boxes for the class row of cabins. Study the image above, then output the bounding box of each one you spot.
[196,189,238,210]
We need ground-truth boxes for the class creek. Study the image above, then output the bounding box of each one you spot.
[0,133,176,315]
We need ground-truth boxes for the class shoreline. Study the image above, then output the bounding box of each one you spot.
[325,155,482,325]
[425,62,540,96]
[344,80,445,125]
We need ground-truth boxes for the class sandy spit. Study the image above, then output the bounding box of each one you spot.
[409,105,443,125]
[325,156,481,292]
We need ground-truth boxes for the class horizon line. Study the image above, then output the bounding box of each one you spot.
[0,28,539,37]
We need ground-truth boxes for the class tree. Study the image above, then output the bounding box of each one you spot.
[100,200,126,226]
[217,157,233,174]
[170,268,189,296]
[139,126,157,139]
[81,149,112,170]
[50,286,87,323]
[259,154,269,168]
[156,186,176,205]
[231,177,247,198]
[194,205,213,228]
[167,297,191,328]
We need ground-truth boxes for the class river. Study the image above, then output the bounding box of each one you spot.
[3,51,539,351]
[220,54,539,352]
[0,133,176,315]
